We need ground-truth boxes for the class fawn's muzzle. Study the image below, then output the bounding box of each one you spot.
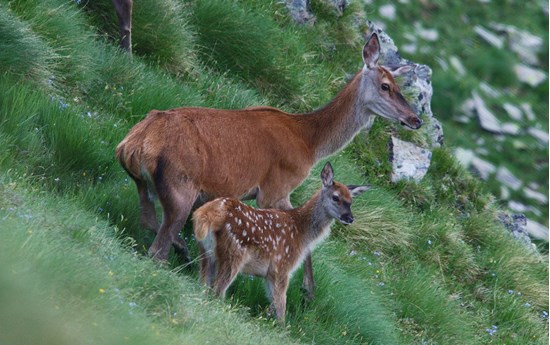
[340,214,354,225]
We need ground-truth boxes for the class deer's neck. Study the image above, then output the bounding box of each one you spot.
[293,192,334,244]
[299,70,374,161]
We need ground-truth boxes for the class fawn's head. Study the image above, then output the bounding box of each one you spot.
[359,32,423,130]
[320,162,370,225]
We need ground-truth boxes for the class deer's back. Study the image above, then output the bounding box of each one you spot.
[118,107,314,198]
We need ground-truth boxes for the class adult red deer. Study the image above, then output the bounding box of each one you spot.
[116,32,422,299]
[193,162,369,323]
[111,0,132,53]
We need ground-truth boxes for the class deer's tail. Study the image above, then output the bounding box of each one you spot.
[193,199,229,241]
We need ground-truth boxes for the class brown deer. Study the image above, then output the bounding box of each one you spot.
[115,32,422,300]
[193,162,369,323]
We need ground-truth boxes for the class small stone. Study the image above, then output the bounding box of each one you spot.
[472,91,502,133]
[414,22,439,41]
[520,103,537,121]
[379,4,396,20]
[526,220,549,241]
[500,123,521,135]
[502,103,523,121]
[449,55,466,76]
[528,127,549,145]
[496,166,522,191]
[470,156,496,180]
[285,0,316,25]
[500,185,510,200]
[514,64,547,87]
[389,136,432,182]
[454,147,475,167]
[474,25,504,48]
[524,188,548,204]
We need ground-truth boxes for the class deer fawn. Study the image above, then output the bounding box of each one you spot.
[116,32,421,300]
[193,162,369,323]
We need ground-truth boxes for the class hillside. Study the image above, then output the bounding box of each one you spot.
[0,1,548,344]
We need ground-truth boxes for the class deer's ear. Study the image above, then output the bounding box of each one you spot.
[321,162,334,187]
[347,185,371,197]
[363,33,380,69]
[389,64,413,77]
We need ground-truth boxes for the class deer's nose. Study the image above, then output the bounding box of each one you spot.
[340,214,354,225]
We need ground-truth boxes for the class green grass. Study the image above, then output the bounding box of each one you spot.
[0,0,547,344]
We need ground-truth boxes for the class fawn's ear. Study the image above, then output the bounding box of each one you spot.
[363,33,380,69]
[321,162,334,187]
[346,185,371,197]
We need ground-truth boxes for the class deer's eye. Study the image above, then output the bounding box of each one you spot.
[381,83,390,91]
[332,195,340,202]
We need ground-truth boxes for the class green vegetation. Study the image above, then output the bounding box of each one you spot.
[0,1,547,344]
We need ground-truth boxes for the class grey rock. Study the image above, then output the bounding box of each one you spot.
[401,43,417,55]
[449,55,466,76]
[500,185,510,200]
[285,0,316,25]
[502,102,523,121]
[490,23,544,65]
[527,127,549,145]
[496,166,522,191]
[497,213,534,248]
[514,64,547,87]
[470,156,496,180]
[526,219,549,241]
[524,188,548,205]
[508,201,543,218]
[414,22,439,41]
[520,103,537,121]
[389,136,432,182]
[474,25,504,48]
[324,0,349,16]
[479,82,502,98]
[500,123,521,135]
[454,147,475,167]
[379,4,396,21]
[472,91,502,133]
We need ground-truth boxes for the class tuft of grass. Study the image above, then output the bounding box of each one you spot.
[190,0,302,101]
[0,6,56,85]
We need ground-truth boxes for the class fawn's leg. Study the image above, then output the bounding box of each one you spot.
[267,273,289,324]
[302,254,315,301]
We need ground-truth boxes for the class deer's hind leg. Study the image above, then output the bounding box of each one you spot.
[148,176,199,262]
[133,177,192,261]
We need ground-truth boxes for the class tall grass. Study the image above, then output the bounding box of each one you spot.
[0,6,56,85]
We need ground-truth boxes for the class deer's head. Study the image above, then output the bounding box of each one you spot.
[320,162,369,225]
[359,33,423,130]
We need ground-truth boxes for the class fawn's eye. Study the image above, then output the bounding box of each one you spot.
[381,83,390,91]
[332,195,340,202]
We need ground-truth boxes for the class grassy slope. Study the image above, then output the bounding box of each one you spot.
[0,0,547,344]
